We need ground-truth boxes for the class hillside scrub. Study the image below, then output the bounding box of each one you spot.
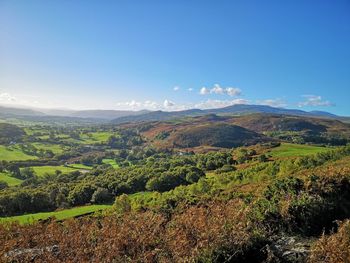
[0,200,268,262]
[2,167,350,262]
[309,220,350,263]
[0,123,26,144]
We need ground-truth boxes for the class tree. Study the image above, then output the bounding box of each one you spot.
[114,194,131,214]
[8,164,21,179]
[258,154,268,162]
[108,135,124,148]
[146,174,183,192]
[68,184,96,206]
[91,188,112,204]
[21,167,36,180]
[235,149,250,164]
[0,181,8,190]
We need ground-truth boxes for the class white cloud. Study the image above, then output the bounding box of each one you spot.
[256,98,287,108]
[199,84,241,97]
[298,95,334,107]
[211,84,225,94]
[173,86,180,91]
[195,99,249,109]
[114,98,251,111]
[115,100,160,110]
[200,87,210,95]
[0,92,16,102]
[0,91,52,108]
[225,87,241,96]
[163,99,175,108]
[115,99,179,110]
[144,100,159,108]
[188,88,193,92]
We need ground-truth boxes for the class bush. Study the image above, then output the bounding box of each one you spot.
[0,181,8,190]
[68,184,96,206]
[309,220,350,263]
[91,187,113,204]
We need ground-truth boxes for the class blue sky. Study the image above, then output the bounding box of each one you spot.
[0,1,349,115]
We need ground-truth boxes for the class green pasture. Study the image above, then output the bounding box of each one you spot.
[67,163,93,170]
[102,158,119,168]
[269,143,329,157]
[32,142,65,154]
[80,131,118,144]
[24,166,78,177]
[0,172,23,186]
[0,205,112,225]
[0,145,37,161]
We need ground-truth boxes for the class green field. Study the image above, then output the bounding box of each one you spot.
[80,132,118,144]
[0,205,112,225]
[32,142,65,154]
[102,158,119,168]
[67,163,93,170]
[0,145,37,161]
[0,172,23,186]
[269,143,330,157]
[24,166,79,177]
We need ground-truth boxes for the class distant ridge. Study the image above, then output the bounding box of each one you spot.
[111,104,345,124]
[0,105,149,121]
[0,104,348,124]
[0,106,45,117]
[68,109,149,120]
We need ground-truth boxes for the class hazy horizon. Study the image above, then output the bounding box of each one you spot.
[1,1,349,115]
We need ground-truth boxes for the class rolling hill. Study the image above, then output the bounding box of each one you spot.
[68,110,149,120]
[0,123,26,144]
[226,114,350,137]
[1,104,349,125]
[133,113,350,150]
[111,104,348,124]
[168,123,271,148]
[0,106,45,117]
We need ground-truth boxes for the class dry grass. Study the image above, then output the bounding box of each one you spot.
[309,220,350,263]
[0,200,264,262]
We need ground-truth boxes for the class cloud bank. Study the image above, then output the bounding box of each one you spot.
[298,95,334,107]
[199,84,241,97]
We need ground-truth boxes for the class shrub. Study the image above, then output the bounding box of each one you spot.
[309,220,350,263]
[91,187,113,204]
[0,181,8,190]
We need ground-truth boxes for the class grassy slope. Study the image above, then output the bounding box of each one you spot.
[268,143,330,157]
[102,158,119,168]
[80,132,115,143]
[0,145,37,161]
[0,205,112,225]
[29,166,79,177]
[67,163,93,170]
[0,172,23,186]
[27,164,93,177]
[71,131,119,145]
[32,142,65,154]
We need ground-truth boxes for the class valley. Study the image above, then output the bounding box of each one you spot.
[2,1,349,261]
[1,108,350,262]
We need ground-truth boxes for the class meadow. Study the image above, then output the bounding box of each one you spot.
[102,158,119,168]
[0,172,23,186]
[32,142,65,154]
[268,143,329,157]
[0,205,111,224]
[0,145,37,161]
[24,165,83,177]
[80,131,117,143]
[67,163,93,170]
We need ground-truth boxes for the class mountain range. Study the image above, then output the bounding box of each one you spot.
[0,104,348,124]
